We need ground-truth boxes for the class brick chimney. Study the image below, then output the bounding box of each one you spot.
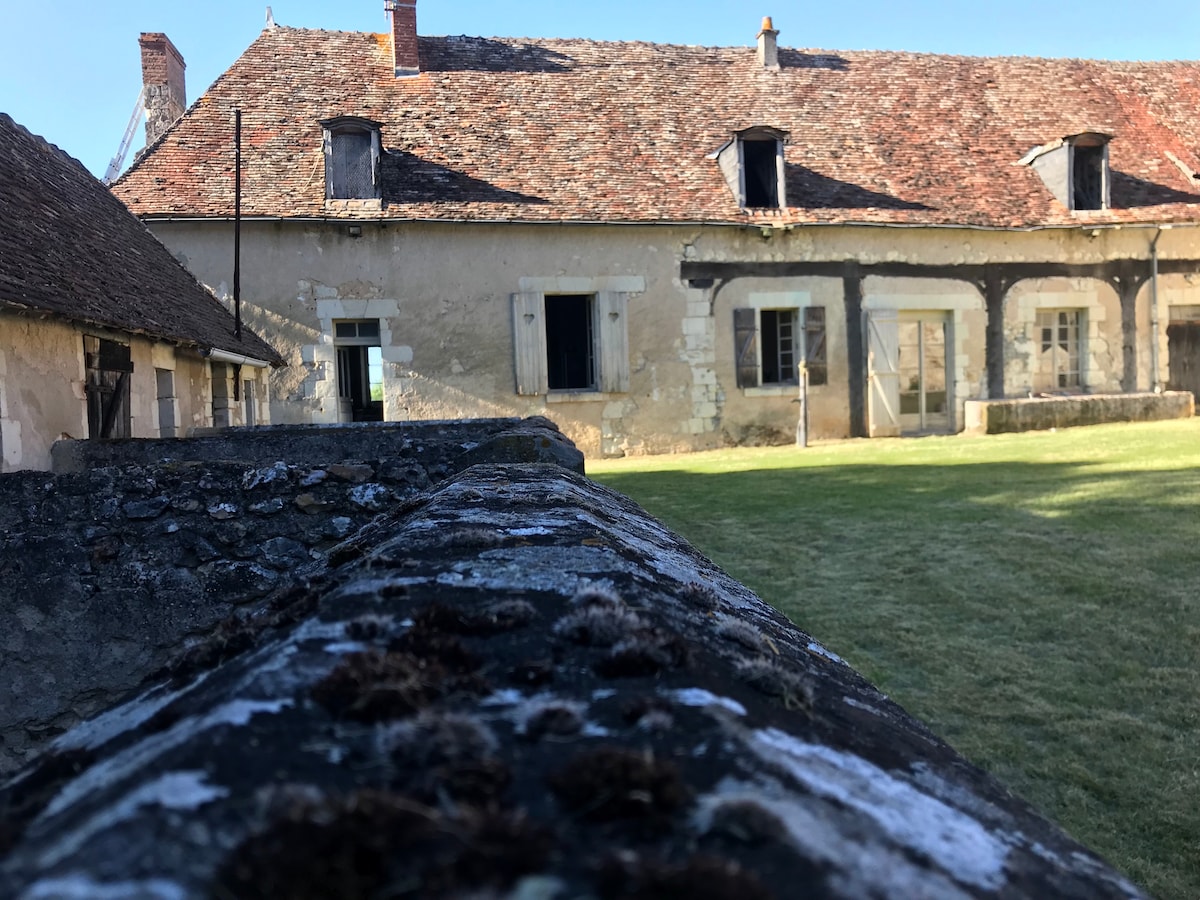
[385,0,420,77]
[139,33,187,146]
[757,16,780,69]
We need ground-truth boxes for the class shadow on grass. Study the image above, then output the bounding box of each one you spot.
[593,460,1200,900]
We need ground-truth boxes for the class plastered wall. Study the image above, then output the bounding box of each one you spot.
[0,314,272,472]
[146,219,1200,456]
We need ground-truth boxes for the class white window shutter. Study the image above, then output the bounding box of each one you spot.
[597,292,630,393]
[512,292,547,395]
[370,131,382,194]
[866,308,901,437]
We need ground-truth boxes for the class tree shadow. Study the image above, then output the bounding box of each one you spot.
[420,36,574,73]
[382,152,548,205]
[778,49,850,71]
[785,163,932,210]
[1109,170,1200,209]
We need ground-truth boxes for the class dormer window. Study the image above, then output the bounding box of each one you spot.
[713,126,789,210]
[320,116,382,201]
[1021,131,1112,212]
[1071,137,1107,211]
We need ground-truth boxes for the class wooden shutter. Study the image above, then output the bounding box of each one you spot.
[512,292,547,395]
[804,306,827,386]
[734,307,759,388]
[597,292,630,393]
[84,337,133,440]
[866,308,901,437]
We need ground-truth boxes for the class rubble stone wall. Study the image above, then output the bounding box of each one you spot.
[0,441,1148,898]
[0,417,581,774]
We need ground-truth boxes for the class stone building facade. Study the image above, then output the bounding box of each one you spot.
[112,5,1200,456]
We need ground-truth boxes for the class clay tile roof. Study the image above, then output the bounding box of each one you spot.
[0,113,282,364]
[113,26,1200,229]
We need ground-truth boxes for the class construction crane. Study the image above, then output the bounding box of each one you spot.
[103,88,146,186]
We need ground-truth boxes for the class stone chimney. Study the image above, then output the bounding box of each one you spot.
[385,0,420,77]
[139,33,187,146]
[757,16,780,69]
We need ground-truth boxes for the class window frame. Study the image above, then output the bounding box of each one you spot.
[320,116,383,201]
[714,126,789,210]
[735,304,828,391]
[1034,308,1085,391]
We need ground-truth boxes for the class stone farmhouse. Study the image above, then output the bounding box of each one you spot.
[112,4,1200,456]
[0,113,281,472]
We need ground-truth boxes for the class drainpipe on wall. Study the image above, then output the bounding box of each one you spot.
[1149,226,1169,392]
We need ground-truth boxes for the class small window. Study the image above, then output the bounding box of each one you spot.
[320,116,382,201]
[1024,132,1110,212]
[713,126,789,210]
[334,320,380,340]
[1035,309,1083,390]
[735,306,828,389]
[743,140,781,208]
[1072,144,1106,211]
[546,295,597,391]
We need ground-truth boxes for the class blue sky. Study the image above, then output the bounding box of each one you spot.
[3,0,1199,179]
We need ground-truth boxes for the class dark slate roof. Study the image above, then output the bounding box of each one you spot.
[113,26,1200,229]
[0,113,282,364]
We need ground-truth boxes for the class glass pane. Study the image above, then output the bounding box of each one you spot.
[368,346,383,402]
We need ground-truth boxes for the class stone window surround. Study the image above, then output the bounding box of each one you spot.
[1010,289,1102,393]
[309,299,408,423]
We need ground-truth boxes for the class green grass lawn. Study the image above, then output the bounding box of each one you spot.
[590,419,1200,899]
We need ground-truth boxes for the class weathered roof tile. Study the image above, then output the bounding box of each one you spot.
[0,113,282,363]
[114,28,1200,229]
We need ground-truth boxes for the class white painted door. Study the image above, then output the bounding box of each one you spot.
[866,308,901,438]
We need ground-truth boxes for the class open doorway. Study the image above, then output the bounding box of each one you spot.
[334,320,383,422]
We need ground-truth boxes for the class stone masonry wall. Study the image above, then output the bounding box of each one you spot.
[1,453,1147,898]
[0,417,581,774]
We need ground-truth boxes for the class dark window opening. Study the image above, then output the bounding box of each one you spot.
[761,309,797,384]
[743,139,780,208]
[1072,145,1105,210]
[84,336,132,439]
[334,320,380,340]
[546,295,596,391]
